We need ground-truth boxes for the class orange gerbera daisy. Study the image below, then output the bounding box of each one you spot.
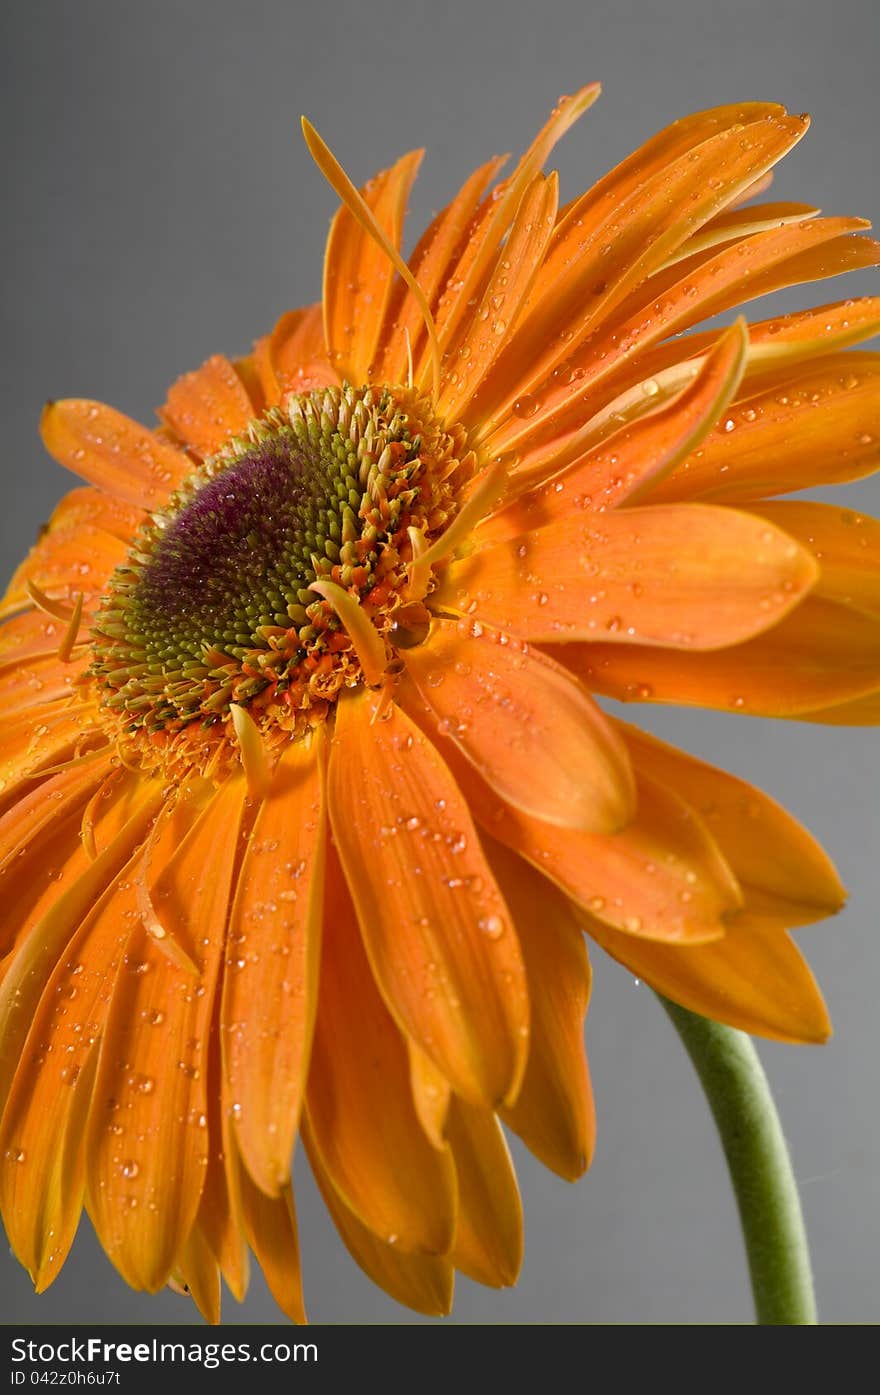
[1,86,878,1323]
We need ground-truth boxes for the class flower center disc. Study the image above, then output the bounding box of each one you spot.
[90,384,466,766]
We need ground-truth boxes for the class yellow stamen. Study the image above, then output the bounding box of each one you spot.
[26,579,76,622]
[301,117,442,403]
[57,592,84,663]
[308,578,388,685]
[135,809,200,976]
[230,703,272,800]
[80,769,121,861]
[406,459,508,598]
[404,327,415,390]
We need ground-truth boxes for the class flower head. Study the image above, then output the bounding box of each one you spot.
[1,87,877,1320]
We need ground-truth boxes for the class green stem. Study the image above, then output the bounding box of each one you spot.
[659,996,817,1325]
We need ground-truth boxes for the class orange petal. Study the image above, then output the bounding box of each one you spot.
[2,525,128,617]
[447,1098,522,1288]
[487,839,595,1181]
[798,690,880,725]
[0,610,83,672]
[479,318,748,538]
[474,114,807,439]
[0,703,104,810]
[378,156,507,387]
[434,85,601,359]
[304,1120,453,1316]
[400,687,741,942]
[404,617,634,832]
[40,400,192,510]
[750,501,880,618]
[651,354,880,503]
[175,1225,222,1325]
[254,304,337,405]
[408,1042,452,1151]
[587,911,831,1044]
[571,595,880,718]
[238,1166,306,1324]
[619,722,845,926]
[487,217,877,461]
[327,690,529,1108]
[442,503,818,649]
[196,1036,249,1303]
[0,756,110,878]
[223,734,326,1196]
[440,172,559,423]
[87,777,246,1291]
[323,150,424,384]
[0,789,164,1280]
[161,354,257,458]
[38,485,145,542]
[662,200,818,268]
[306,853,456,1254]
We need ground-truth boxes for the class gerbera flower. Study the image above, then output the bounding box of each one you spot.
[1,85,877,1323]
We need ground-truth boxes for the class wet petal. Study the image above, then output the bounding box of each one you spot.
[254,304,337,404]
[304,1120,453,1316]
[404,617,634,831]
[400,690,741,942]
[2,525,128,617]
[750,501,880,618]
[161,355,257,458]
[571,596,880,717]
[87,777,246,1291]
[651,354,880,502]
[327,690,529,1108]
[223,734,326,1196]
[488,838,595,1180]
[40,401,192,510]
[442,503,817,649]
[588,912,830,1044]
[306,856,456,1254]
[323,151,424,383]
[619,722,845,926]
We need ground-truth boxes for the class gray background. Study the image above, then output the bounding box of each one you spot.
[2,0,878,1325]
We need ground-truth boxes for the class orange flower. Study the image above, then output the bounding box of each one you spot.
[1,87,877,1321]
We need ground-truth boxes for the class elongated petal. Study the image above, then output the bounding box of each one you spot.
[588,911,831,1044]
[434,84,601,358]
[479,320,748,538]
[750,501,880,618]
[323,151,424,383]
[223,734,326,1196]
[652,355,880,502]
[474,114,808,438]
[304,1121,453,1316]
[0,790,164,1278]
[440,172,558,422]
[327,691,529,1108]
[404,617,634,831]
[798,690,880,725]
[238,1169,306,1325]
[378,156,507,386]
[161,355,256,458]
[447,1098,522,1288]
[400,684,741,942]
[40,401,191,509]
[619,722,845,925]
[442,503,817,650]
[87,777,246,1292]
[486,839,594,1180]
[408,1043,452,1150]
[306,854,456,1254]
[571,596,880,717]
